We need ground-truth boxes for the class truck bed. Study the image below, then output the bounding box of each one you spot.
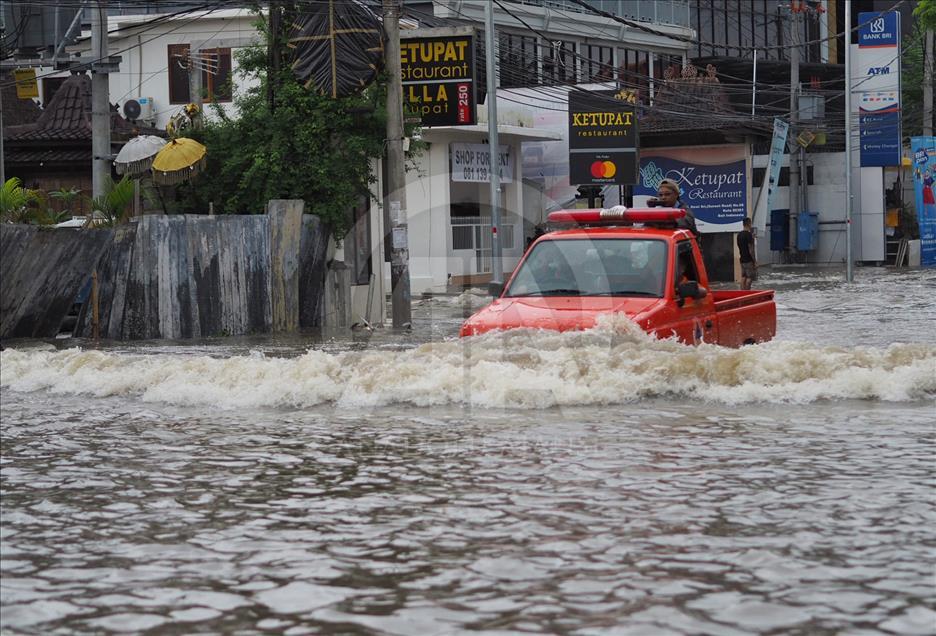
[712,290,776,346]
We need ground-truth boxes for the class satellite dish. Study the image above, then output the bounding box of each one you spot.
[123,99,142,121]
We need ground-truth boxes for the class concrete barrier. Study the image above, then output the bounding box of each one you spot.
[1,205,333,341]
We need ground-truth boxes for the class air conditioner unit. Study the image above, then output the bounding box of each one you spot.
[122,97,155,124]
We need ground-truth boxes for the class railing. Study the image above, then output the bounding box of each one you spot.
[510,0,691,28]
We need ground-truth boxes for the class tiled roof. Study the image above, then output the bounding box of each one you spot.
[4,148,91,165]
[2,71,42,126]
[641,63,769,136]
[5,73,158,142]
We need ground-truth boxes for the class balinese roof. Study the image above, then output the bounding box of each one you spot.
[5,72,157,143]
[642,63,770,137]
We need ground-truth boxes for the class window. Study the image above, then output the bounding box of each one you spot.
[499,33,538,88]
[346,195,372,285]
[584,44,613,82]
[675,241,699,286]
[505,238,667,298]
[617,48,650,102]
[543,39,576,85]
[168,44,232,104]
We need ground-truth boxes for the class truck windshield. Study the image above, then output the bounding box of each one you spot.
[505,238,667,298]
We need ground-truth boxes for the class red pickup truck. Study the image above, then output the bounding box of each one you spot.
[459,208,776,347]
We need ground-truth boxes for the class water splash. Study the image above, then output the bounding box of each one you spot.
[3,323,933,409]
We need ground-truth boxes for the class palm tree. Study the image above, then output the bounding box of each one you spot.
[1,177,41,224]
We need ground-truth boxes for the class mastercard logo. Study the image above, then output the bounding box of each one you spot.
[590,160,617,179]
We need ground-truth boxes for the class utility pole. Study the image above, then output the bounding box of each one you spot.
[91,0,111,200]
[788,1,801,257]
[844,0,854,282]
[268,0,280,111]
[484,1,503,290]
[924,29,934,136]
[383,0,411,328]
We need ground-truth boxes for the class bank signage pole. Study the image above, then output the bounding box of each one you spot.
[845,0,854,282]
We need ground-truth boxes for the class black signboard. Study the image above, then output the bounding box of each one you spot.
[568,90,638,185]
[401,34,476,127]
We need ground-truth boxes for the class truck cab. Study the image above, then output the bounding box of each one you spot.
[459,208,776,347]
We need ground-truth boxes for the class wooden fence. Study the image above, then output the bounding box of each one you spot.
[0,201,333,340]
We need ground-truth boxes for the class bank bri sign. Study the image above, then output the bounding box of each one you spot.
[857,11,901,167]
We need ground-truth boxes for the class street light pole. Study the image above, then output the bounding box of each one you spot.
[91,0,111,200]
[383,0,411,328]
[484,0,503,290]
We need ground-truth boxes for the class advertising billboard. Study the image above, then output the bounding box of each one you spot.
[857,11,901,167]
[634,145,748,233]
[400,34,476,127]
[568,90,638,186]
[911,136,936,267]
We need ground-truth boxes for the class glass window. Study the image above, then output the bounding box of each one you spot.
[543,39,576,85]
[499,33,538,88]
[585,44,613,82]
[167,44,233,104]
[505,238,668,298]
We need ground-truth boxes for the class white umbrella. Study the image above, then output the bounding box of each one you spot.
[114,135,167,177]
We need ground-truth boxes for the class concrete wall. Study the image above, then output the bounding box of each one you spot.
[1,206,333,342]
[0,225,114,339]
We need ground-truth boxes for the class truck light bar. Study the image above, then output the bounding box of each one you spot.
[547,207,686,225]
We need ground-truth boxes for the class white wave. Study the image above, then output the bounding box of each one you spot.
[2,321,934,410]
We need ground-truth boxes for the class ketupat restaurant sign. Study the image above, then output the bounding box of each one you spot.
[400,32,475,127]
[568,90,638,186]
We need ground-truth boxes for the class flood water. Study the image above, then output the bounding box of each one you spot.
[2,267,935,635]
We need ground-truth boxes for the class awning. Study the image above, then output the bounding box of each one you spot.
[419,124,562,143]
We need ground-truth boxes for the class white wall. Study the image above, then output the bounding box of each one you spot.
[751,151,885,265]
[37,9,261,131]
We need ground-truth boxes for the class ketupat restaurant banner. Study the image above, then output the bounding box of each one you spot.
[634,145,748,233]
[911,137,936,267]
[400,33,476,127]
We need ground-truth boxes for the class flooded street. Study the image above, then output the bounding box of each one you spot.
[2,267,935,634]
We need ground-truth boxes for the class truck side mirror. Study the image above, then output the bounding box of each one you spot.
[677,281,707,300]
[488,281,505,297]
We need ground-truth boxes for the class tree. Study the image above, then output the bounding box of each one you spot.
[913,0,936,30]
[179,9,393,237]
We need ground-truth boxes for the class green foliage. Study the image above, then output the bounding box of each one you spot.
[913,0,936,30]
[901,26,934,139]
[177,8,395,236]
[88,176,135,227]
[1,177,41,223]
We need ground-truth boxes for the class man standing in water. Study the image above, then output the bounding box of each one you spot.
[737,217,757,290]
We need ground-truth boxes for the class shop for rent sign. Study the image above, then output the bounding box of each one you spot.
[451,143,513,183]
[400,32,476,127]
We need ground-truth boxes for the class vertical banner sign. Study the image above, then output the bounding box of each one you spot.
[400,34,475,127]
[568,90,638,186]
[857,11,901,167]
[911,136,936,267]
[765,118,790,218]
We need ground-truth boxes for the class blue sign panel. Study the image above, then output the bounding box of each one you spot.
[636,156,746,228]
[860,108,901,167]
[910,136,936,267]
[858,11,899,48]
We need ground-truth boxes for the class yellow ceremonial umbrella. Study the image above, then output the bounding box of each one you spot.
[151,137,207,185]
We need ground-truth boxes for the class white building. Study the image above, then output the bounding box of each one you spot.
[41,9,261,131]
